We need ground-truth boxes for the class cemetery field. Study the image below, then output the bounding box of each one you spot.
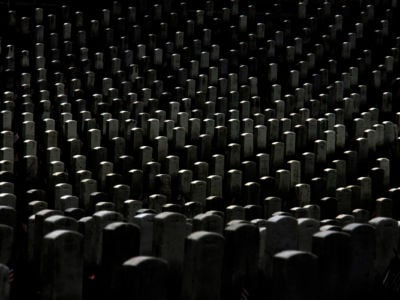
[1,0,400,299]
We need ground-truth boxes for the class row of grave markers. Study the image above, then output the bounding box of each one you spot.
[2,210,400,300]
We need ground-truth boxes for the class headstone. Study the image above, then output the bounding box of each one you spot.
[77,216,97,267]
[223,222,259,299]
[192,213,224,234]
[42,215,78,236]
[376,197,392,217]
[343,223,376,298]
[60,195,79,211]
[297,218,320,252]
[181,231,225,300]
[0,225,13,264]
[0,264,10,300]
[122,256,168,300]
[92,210,124,264]
[40,230,83,300]
[101,222,140,295]
[123,200,143,223]
[368,217,399,277]
[0,193,16,209]
[153,212,186,297]
[264,197,282,218]
[273,250,318,300]
[312,231,351,300]
[265,216,298,278]
[133,213,155,255]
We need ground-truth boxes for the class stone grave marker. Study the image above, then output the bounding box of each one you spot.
[223,222,259,300]
[0,224,13,264]
[312,231,351,300]
[343,223,376,298]
[100,222,140,296]
[273,250,318,300]
[0,264,10,300]
[153,212,186,298]
[40,230,83,300]
[181,231,224,300]
[122,256,168,300]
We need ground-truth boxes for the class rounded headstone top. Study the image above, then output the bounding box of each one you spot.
[123,255,168,267]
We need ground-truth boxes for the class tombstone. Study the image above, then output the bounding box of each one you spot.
[265,216,298,278]
[128,169,144,201]
[0,264,10,300]
[303,204,321,220]
[343,223,376,298]
[123,199,143,223]
[101,222,140,296]
[225,205,245,222]
[192,213,224,234]
[53,183,72,210]
[376,198,392,218]
[335,214,355,227]
[181,231,225,300]
[264,197,282,218]
[189,180,207,207]
[31,209,64,263]
[336,187,352,214]
[80,179,98,211]
[122,256,168,300]
[273,250,318,300]
[42,215,78,237]
[112,184,131,213]
[312,231,351,300]
[353,208,370,223]
[184,201,203,219]
[368,217,399,277]
[40,230,83,300]
[95,202,115,212]
[77,216,97,267]
[297,218,320,252]
[244,204,263,220]
[153,212,186,297]
[223,222,259,300]
[60,195,79,211]
[0,182,14,194]
[63,207,84,221]
[0,193,16,209]
[0,225,13,264]
[294,183,310,208]
[92,210,124,265]
[320,197,337,219]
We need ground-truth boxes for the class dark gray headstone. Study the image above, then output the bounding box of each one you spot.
[0,206,16,228]
[343,223,376,298]
[297,218,320,252]
[0,225,13,264]
[312,231,351,300]
[92,210,124,265]
[0,263,9,300]
[40,230,83,300]
[78,216,97,266]
[152,211,186,298]
[122,256,168,300]
[223,222,259,299]
[368,217,399,277]
[192,213,224,234]
[133,213,155,255]
[101,222,140,295]
[265,215,298,278]
[273,250,318,300]
[181,231,224,300]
